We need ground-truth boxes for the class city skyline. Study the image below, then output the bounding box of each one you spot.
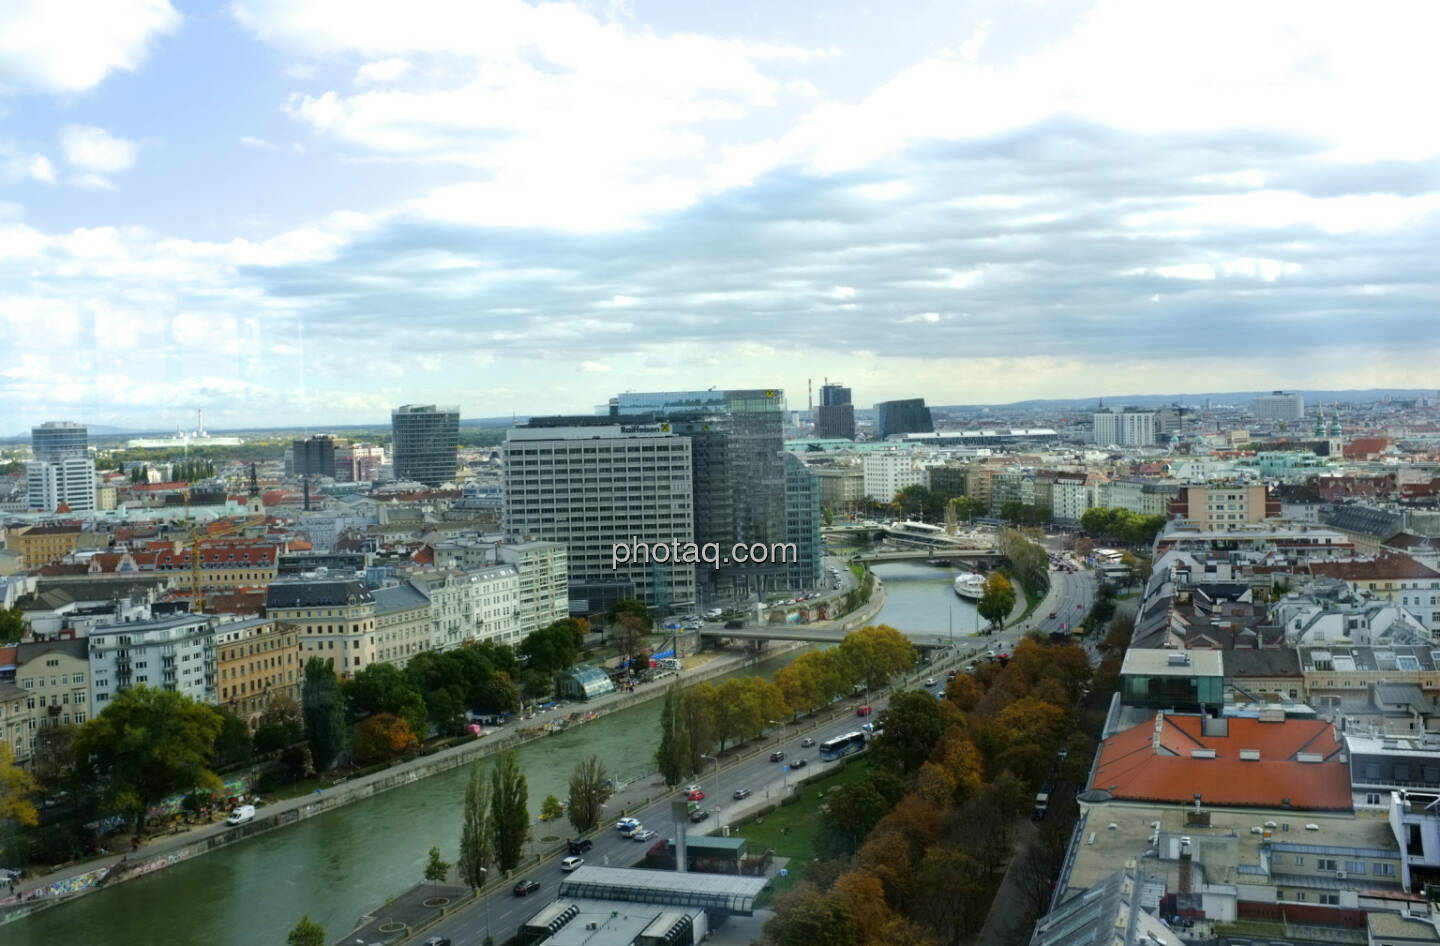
[5,1,1440,431]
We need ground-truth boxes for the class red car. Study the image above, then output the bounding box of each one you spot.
[856,705,872,717]
[685,788,705,801]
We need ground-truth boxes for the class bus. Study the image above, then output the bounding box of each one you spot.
[819,731,868,762]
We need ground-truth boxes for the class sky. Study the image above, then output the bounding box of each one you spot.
[3,0,1439,433]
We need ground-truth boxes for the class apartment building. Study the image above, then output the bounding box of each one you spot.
[264,578,376,679]
[502,423,696,611]
[1093,408,1157,447]
[89,613,217,707]
[3,639,90,763]
[814,468,865,515]
[497,540,570,636]
[6,523,84,568]
[862,449,925,502]
[1050,471,1090,522]
[1308,556,1440,631]
[1166,483,1280,531]
[214,617,301,727]
[372,583,432,668]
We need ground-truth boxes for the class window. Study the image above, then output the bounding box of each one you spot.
[1374,863,1396,876]
[1345,861,1365,873]
[1319,893,1339,905]
[1318,858,1338,871]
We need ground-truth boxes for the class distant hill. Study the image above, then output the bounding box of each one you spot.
[932,388,1437,412]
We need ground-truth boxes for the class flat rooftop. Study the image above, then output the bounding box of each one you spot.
[1120,649,1224,677]
[557,865,767,917]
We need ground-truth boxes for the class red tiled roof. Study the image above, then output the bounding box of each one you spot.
[1308,555,1440,582]
[289,539,312,551]
[1343,437,1389,459]
[132,481,189,492]
[153,544,278,570]
[412,546,434,565]
[1091,714,1350,811]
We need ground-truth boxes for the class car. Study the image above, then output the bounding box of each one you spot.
[685,789,705,801]
[800,737,815,748]
[689,808,710,823]
[1048,611,1057,619]
[616,817,641,832]
[423,937,452,946]
[985,649,996,658]
[622,822,645,838]
[513,879,541,897]
[567,838,592,855]
[789,758,808,770]
[732,788,752,800]
[924,677,937,687]
[683,784,703,794]
[226,804,256,826]
[856,705,872,717]
[632,829,657,842]
[946,670,958,680]
[770,750,786,762]
[560,856,584,871]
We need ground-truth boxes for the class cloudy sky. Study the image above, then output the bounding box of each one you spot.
[3,0,1439,432]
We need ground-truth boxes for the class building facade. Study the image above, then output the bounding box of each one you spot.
[372,583,432,668]
[7,639,90,763]
[783,453,822,589]
[6,523,83,567]
[1093,408,1157,447]
[32,421,88,462]
[27,457,97,513]
[504,422,696,611]
[815,382,856,440]
[875,398,934,441]
[815,468,865,515]
[391,404,460,486]
[89,614,217,708]
[264,578,377,679]
[291,435,337,478]
[498,540,570,636]
[863,449,925,502]
[214,617,302,727]
[1051,471,1090,522]
[1253,390,1306,421]
[1166,483,1280,531]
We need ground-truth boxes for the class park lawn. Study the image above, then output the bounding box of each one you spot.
[735,759,871,900]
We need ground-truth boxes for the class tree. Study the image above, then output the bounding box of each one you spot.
[458,759,494,891]
[0,742,38,850]
[28,723,78,797]
[540,794,564,821]
[872,690,955,777]
[344,662,429,738]
[976,571,1015,629]
[490,749,529,873]
[0,606,25,644]
[253,694,304,754]
[608,598,652,631]
[655,683,692,787]
[765,887,859,946]
[302,658,347,772]
[352,713,416,764]
[213,707,254,767]
[72,686,225,831]
[567,754,611,834]
[817,778,890,859]
[425,846,450,884]
[287,915,325,946]
[838,625,916,694]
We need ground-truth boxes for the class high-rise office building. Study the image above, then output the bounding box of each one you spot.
[391,405,459,486]
[1253,391,1305,421]
[612,389,806,598]
[291,435,337,478]
[816,382,856,439]
[32,421,88,461]
[502,422,696,612]
[784,454,822,589]
[1093,409,1157,447]
[28,420,94,512]
[875,398,934,441]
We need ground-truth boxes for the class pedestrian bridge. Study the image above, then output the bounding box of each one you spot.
[698,625,966,649]
[850,548,999,564]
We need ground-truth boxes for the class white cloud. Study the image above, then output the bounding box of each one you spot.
[70,172,116,190]
[0,0,178,94]
[355,58,410,84]
[25,154,54,182]
[240,136,275,149]
[581,361,612,372]
[59,125,138,173]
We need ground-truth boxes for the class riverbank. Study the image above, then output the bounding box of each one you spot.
[0,637,815,927]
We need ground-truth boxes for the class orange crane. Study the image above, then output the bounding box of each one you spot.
[181,489,262,613]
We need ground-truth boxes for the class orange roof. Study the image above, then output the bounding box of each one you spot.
[289,539,312,551]
[1091,714,1350,811]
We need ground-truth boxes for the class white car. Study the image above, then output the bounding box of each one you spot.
[616,817,641,832]
[226,804,256,826]
[622,822,645,838]
[561,856,584,871]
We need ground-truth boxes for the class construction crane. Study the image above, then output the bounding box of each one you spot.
[181,488,263,613]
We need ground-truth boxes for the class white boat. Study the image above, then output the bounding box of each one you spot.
[953,572,985,601]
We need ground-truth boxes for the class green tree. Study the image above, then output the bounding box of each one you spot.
[0,606,25,644]
[0,742,38,851]
[817,777,891,859]
[765,887,859,946]
[286,915,325,946]
[343,663,429,739]
[302,658,348,772]
[872,690,955,777]
[655,683,692,787]
[838,625,916,694]
[72,686,225,830]
[458,759,493,891]
[567,754,611,835]
[490,749,530,873]
[425,846,450,884]
[212,707,254,767]
[252,694,304,754]
[540,794,564,821]
[608,598,652,631]
[977,571,1016,629]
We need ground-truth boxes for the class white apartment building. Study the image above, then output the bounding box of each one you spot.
[1253,390,1305,421]
[1050,472,1091,523]
[372,583,432,668]
[863,449,925,502]
[498,540,570,636]
[408,565,522,650]
[27,457,97,513]
[89,613,217,708]
[1093,409,1157,447]
[502,424,696,610]
[3,638,90,763]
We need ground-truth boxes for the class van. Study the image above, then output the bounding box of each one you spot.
[226,804,256,826]
[704,608,724,620]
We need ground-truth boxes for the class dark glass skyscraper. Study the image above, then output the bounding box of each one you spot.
[291,435,337,478]
[875,398,933,441]
[816,382,855,439]
[391,405,459,486]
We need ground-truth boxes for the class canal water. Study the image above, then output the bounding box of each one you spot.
[11,560,971,946]
[8,651,799,946]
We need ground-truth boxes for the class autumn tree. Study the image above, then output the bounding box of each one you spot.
[775,650,843,719]
[976,571,1015,629]
[252,693,304,754]
[343,662,429,739]
[352,713,416,764]
[73,685,225,830]
[765,886,859,946]
[567,754,611,834]
[833,870,895,944]
[0,742,38,851]
[838,625,916,694]
[539,794,564,821]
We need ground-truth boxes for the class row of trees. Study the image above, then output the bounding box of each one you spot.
[976,572,1015,630]
[997,528,1049,598]
[655,626,915,786]
[766,635,1102,946]
[1078,507,1166,546]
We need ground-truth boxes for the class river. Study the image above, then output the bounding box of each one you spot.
[12,560,970,945]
